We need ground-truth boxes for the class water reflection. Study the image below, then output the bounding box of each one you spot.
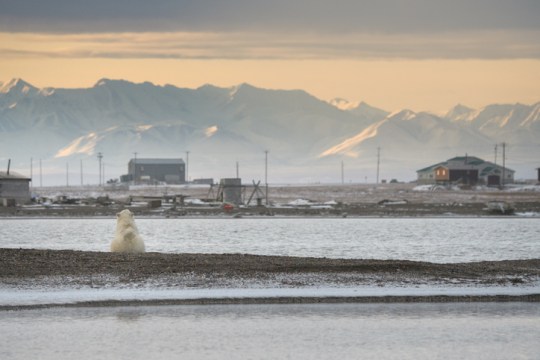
[1,303,538,360]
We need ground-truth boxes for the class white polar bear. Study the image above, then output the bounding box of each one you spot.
[110,209,145,253]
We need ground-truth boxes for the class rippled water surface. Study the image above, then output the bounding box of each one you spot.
[1,303,539,360]
[1,217,539,262]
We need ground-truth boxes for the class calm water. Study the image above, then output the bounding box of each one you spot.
[0,217,538,262]
[1,303,539,360]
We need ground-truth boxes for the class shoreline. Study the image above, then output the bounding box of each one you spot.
[1,249,539,309]
[3,294,539,311]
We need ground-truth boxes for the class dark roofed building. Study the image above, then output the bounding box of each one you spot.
[0,171,31,204]
[417,156,514,186]
[127,158,185,184]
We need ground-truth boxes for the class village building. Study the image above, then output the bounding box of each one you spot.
[417,156,514,186]
[0,171,31,205]
[123,158,186,184]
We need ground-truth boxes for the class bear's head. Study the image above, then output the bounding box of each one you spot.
[116,209,135,224]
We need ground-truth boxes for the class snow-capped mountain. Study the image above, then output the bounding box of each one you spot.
[0,78,538,185]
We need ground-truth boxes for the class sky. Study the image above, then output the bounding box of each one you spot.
[1,0,540,112]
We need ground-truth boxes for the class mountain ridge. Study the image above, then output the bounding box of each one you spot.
[1,78,538,184]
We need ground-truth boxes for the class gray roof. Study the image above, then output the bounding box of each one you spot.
[0,171,31,180]
[129,158,185,165]
[417,156,514,174]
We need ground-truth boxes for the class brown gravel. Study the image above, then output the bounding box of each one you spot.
[1,249,539,308]
[1,248,539,283]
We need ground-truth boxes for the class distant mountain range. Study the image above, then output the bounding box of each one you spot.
[1,78,538,185]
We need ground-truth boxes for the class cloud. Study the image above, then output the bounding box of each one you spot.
[1,1,538,60]
[1,30,539,60]
[1,0,539,34]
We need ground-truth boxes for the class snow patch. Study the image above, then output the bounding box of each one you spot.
[185,198,207,205]
[288,199,313,206]
[55,133,99,158]
[1,285,539,307]
[328,98,359,111]
[39,88,55,97]
[319,119,386,158]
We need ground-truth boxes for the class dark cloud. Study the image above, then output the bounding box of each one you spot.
[1,0,539,34]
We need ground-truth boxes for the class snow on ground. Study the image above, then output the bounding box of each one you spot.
[31,183,540,206]
[1,270,538,307]
[1,285,539,307]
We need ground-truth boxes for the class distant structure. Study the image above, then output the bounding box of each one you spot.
[417,156,514,186]
[192,178,214,185]
[0,171,31,205]
[218,178,242,205]
[122,158,185,184]
[537,168,540,183]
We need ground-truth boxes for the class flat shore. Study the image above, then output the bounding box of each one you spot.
[2,183,540,217]
[1,249,539,309]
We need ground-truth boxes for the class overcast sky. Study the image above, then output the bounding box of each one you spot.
[2,0,539,34]
[1,0,539,111]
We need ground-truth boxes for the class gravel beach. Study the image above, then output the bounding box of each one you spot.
[1,249,539,309]
[1,184,539,308]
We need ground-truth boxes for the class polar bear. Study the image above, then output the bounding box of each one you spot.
[110,209,145,253]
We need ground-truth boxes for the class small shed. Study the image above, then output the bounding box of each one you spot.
[0,171,31,205]
[219,178,242,205]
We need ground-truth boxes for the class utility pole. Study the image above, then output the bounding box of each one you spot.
[97,152,103,186]
[66,163,69,187]
[494,144,498,166]
[185,151,190,183]
[80,159,83,186]
[236,161,239,179]
[341,160,344,185]
[265,150,269,205]
[501,142,506,188]
[133,152,138,185]
[30,158,33,189]
[376,147,381,184]
[39,159,42,187]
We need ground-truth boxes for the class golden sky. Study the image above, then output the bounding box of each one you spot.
[1,1,539,112]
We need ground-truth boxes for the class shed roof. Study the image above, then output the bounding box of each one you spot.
[417,156,514,174]
[129,158,185,165]
[0,171,31,181]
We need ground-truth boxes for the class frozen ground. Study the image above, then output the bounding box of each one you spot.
[30,182,540,205]
[3,182,538,218]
